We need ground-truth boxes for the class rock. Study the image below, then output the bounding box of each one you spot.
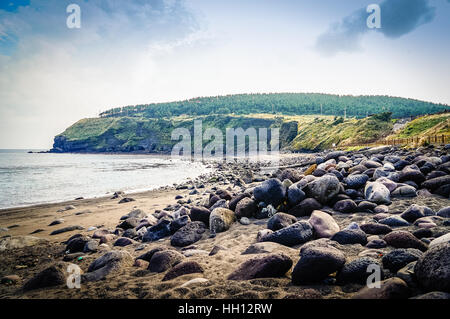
[306,175,340,204]
[267,213,297,231]
[171,221,206,247]
[357,201,377,212]
[437,206,450,218]
[279,168,302,183]
[288,198,322,217]
[308,210,340,239]
[291,246,346,285]
[333,199,357,213]
[209,208,235,234]
[169,215,191,234]
[239,217,250,225]
[429,232,450,248]
[344,174,369,189]
[229,193,250,211]
[414,243,450,292]
[376,177,398,192]
[227,253,293,280]
[82,250,133,282]
[412,228,433,239]
[209,245,227,256]
[50,225,84,235]
[364,182,391,204]
[92,229,111,239]
[118,197,135,204]
[99,234,115,244]
[180,278,209,288]
[366,239,387,248]
[379,216,410,227]
[331,229,367,245]
[143,218,171,242]
[325,151,345,161]
[399,165,426,184]
[391,185,417,197]
[148,250,185,273]
[65,236,90,253]
[337,257,382,284]
[209,199,229,211]
[400,204,433,223]
[260,221,313,247]
[253,178,286,207]
[384,231,428,251]
[352,278,410,299]
[162,261,204,281]
[374,205,389,214]
[190,206,211,226]
[421,175,450,191]
[287,184,306,207]
[113,237,134,247]
[360,223,392,235]
[48,219,64,226]
[123,228,138,239]
[412,291,450,299]
[381,248,423,272]
[242,242,295,255]
[83,240,99,253]
[22,262,69,291]
[235,197,258,219]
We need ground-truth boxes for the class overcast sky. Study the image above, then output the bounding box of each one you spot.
[0,0,449,149]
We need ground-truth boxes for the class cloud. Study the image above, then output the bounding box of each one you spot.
[315,0,436,56]
[0,0,204,148]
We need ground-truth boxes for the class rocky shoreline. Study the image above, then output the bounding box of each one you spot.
[1,145,450,299]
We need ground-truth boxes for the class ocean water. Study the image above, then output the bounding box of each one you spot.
[0,150,211,209]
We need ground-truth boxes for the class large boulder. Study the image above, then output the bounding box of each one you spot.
[227,253,293,280]
[331,229,367,245]
[190,206,211,226]
[291,246,346,285]
[235,197,258,219]
[171,221,206,247]
[162,261,204,281]
[253,178,286,207]
[344,174,369,189]
[23,262,69,291]
[306,175,340,204]
[384,231,428,251]
[308,210,340,238]
[364,182,391,204]
[143,218,172,242]
[400,204,433,223]
[148,250,185,273]
[288,198,322,217]
[259,221,313,247]
[352,278,410,299]
[337,257,382,284]
[399,165,425,184]
[333,199,357,213]
[267,213,297,231]
[287,184,306,207]
[381,248,423,272]
[414,243,450,292]
[82,250,133,282]
[209,208,235,234]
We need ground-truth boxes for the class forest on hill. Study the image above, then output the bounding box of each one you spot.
[99,93,449,119]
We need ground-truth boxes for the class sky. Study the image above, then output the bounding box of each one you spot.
[0,0,449,149]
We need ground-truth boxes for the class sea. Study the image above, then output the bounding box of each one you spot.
[0,149,211,210]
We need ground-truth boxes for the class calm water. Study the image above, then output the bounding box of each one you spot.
[0,150,211,209]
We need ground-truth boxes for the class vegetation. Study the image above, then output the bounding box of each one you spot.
[395,113,450,138]
[98,93,449,120]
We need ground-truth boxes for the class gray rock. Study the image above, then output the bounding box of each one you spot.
[253,178,286,207]
[260,221,313,247]
[331,229,367,245]
[288,198,322,217]
[364,182,391,204]
[267,213,297,231]
[171,221,206,247]
[148,250,185,273]
[306,175,340,204]
[381,248,423,272]
[379,216,410,227]
[414,243,450,292]
[337,257,382,284]
[227,253,293,280]
[23,262,68,291]
[235,197,258,219]
[344,174,369,189]
[292,246,346,285]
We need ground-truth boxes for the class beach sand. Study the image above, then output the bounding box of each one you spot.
[1,181,449,299]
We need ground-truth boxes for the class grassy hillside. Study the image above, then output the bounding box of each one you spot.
[395,113,450,138]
